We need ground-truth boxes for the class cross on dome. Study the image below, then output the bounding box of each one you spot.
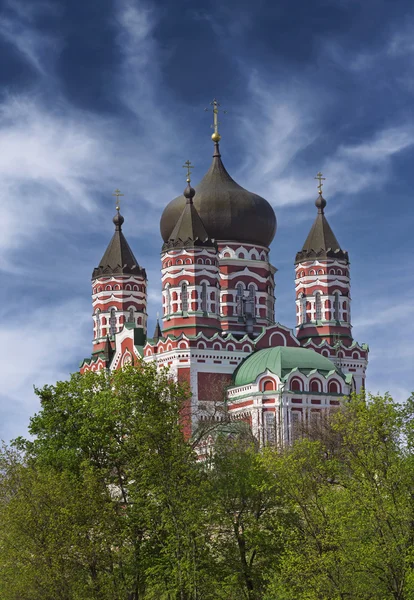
[314,172,326,195]
[205,98,227,142]
[182,160,194,183]
[112,188,124,211]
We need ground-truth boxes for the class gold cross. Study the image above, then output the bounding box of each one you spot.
[314,172,326,194]
[205,98,227,142]
[182,160,194,183]
[112,188,124,210]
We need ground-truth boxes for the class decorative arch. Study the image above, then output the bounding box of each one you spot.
[290,377,303,391]
[261,378,276,392]
[328,380,340,394]
[269,332,287,347]
[309,378,321,392]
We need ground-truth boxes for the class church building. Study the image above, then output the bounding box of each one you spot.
[80,101,368,446]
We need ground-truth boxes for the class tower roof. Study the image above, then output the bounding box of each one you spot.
[160,143,277,247]
[295,193,349,263]
[162,181,215,251]
[92,210,146,279]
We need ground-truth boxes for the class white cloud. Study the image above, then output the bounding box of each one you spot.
[0,298,91,442]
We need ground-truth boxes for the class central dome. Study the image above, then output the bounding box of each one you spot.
[160,144,277,247]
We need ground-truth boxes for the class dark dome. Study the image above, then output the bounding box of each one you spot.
[160,144,277,247]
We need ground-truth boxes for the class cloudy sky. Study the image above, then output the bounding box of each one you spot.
[0,0,413,441]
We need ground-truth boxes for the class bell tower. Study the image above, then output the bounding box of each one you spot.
[294,174,368,391]
[91,190,147,358]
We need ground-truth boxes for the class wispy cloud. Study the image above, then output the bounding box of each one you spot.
[0,0,61,76]
[0,298,90,441]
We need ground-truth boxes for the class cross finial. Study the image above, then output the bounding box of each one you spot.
[205,98,227,142]
[182,160,194,183]
[314,172,326,194]
[112,188,124,211]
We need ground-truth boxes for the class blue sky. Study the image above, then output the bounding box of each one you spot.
[0,0,413,441]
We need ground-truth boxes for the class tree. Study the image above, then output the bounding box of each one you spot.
[8,363,211,600]
[261,392,414,600]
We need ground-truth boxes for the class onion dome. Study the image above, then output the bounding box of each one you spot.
[92,208,146,279]
[295,191,349,264]
[233,346,344,387]
[160,143,277,247]
[162,179,216,251]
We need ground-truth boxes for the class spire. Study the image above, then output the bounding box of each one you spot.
[92,190,146,279]
[103,335,114,366]
[162,165,215,251]
[295,174,348,264]
[153,315,162,341]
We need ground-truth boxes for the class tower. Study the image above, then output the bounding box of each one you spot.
[160,101,277,338]
[90,192,147,360]
[161,165,220,338]
[294,175,368,391]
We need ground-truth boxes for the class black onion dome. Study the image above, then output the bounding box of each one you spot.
[160,144,277,247]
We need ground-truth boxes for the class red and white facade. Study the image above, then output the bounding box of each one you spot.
[80,139,368,445]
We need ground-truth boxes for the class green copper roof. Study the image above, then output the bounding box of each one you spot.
[233,346,340,387]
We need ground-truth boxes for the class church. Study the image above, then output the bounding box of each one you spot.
[80,100,369,446]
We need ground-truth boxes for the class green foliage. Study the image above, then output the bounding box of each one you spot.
[1,374,414,599]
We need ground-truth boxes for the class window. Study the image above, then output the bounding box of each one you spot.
[165,286,171,315]
[181,283,188,312]
[267,285,274,322]
[328,381,339,393]
[128,307,134,323]
[315,292,322,320]
[265,412,276,445]
[310,379,320,392]
[201,283,207,312]
[262,379,275,391]
[298,295,306,324]
[236,284,244,316]
[291,378,302,391]
[109,308,117,336]
[246,284,256,316]
[334,292,340,320]
[95,309,101,339]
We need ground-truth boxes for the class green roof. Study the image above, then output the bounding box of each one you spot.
[233,346,341,387]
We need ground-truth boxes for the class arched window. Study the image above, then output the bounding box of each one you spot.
[238,252,245,259]
[310,379,321,392]
[328,381,340,394]
[299,294,306,324]
[267,285,274,323]
[251,253,257,260]
[291,378,302,391]
[109,308,117,336]
[95,309,101,339]
[201,283,207,312]
[262,379,275,391]
[334,292,340,321]
[181,283,188,312]
[236,284,244,316]
[128,307,134,323]
[247,284,256,316]
[315,292,322,320]
[166,286,171,315]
